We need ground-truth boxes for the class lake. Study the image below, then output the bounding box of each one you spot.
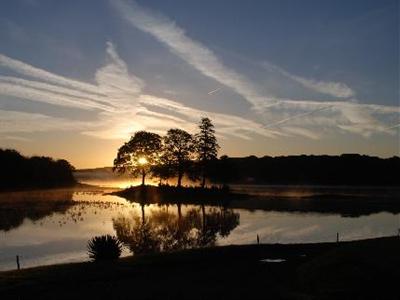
[0,185,399,271]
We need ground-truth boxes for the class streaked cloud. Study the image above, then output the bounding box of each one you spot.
[111,0,275,110]
[1,40,397,142]
[0,53,100,94]
[0,110,88,133]
[110,0,398,140]
[263,62,355,98]
[0,1,398,145]
[0,43,279,141]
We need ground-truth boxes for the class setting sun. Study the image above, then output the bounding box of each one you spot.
[138,157,148,165]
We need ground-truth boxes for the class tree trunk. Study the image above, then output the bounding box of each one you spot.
[201,204,206,232]
[177,172,183,188]
[141,204,145,225]
[177,203,182,221]
[200,161,206,188]
[201,173,206,189]
[141,169,145,186]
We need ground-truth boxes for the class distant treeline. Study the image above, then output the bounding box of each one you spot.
[0,149,76,190]
[208,154,400,186]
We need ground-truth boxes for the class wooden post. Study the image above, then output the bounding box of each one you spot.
[336,232,339,243]
[16,255,20,270]
[257,234,260,245]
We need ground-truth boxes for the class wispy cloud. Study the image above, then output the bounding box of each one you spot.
[139,95,281,138]
[111,0,275,110]
[1,37,398,143]
[267,99,399,137]
[263,62,355,98]
[0,43,279,140]
[0,77,112,111]
[0,110,88,133]
[0,53,100,94]
[110,0,399,140]
[0,0,398,143]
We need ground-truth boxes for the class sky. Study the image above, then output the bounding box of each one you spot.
[0,0,399,168]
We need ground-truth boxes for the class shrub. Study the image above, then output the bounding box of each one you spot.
[87,235,123,261]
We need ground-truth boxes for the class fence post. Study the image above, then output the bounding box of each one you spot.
[16,255,20,270]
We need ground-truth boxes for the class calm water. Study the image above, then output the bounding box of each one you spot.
[0,186,399,271]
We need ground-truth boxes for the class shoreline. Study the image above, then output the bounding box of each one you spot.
[1,236,399,299]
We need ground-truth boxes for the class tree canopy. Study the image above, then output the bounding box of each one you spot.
[195,117,220,188]
[0,148,76,190]
[162,128,195,187]
[113,131,162,186]
[113,118,219,188]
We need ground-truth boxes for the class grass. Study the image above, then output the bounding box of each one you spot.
[1,236,399,299]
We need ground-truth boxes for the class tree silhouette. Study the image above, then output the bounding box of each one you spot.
[113,131,162,186]
[194,118,219,188]
[0,148,76,190]
[113,205,239,254]
[208,154,236,185]
[162,129,195,187]
[151,162,174,185]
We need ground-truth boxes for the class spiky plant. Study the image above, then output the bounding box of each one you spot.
[87,235,123,261]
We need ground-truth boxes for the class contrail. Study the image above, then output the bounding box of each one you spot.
[263,105,333,128]
[207,87,221,95]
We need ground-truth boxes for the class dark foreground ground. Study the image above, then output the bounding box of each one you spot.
[1,236,399,300]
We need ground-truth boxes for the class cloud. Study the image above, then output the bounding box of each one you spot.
[263,62,355,98]
[139,95,282,138]
[0,43,279,141]
[110,0,399,140]
[0,110,88,133]
[1,42,398,142]
[0,77,112,111]
[0,53,100,94]
[1,0,399,144]
[1,38,398,144]
[111,0,275,110]
[267,99,399,137]
[94,42,144,108]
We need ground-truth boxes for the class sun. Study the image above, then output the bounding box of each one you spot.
[138,157,148,165]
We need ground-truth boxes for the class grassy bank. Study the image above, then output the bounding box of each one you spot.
[1,236,399,299]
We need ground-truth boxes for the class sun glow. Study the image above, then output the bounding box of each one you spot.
[138,157,148,165]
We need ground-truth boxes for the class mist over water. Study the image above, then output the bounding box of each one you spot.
[74,169,197,188]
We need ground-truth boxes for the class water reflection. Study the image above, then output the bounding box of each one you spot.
[113,204,239,254]
[0,187,399,271]
[0,189,75,231]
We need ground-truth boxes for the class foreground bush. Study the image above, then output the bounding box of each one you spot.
[87,235,123,261]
